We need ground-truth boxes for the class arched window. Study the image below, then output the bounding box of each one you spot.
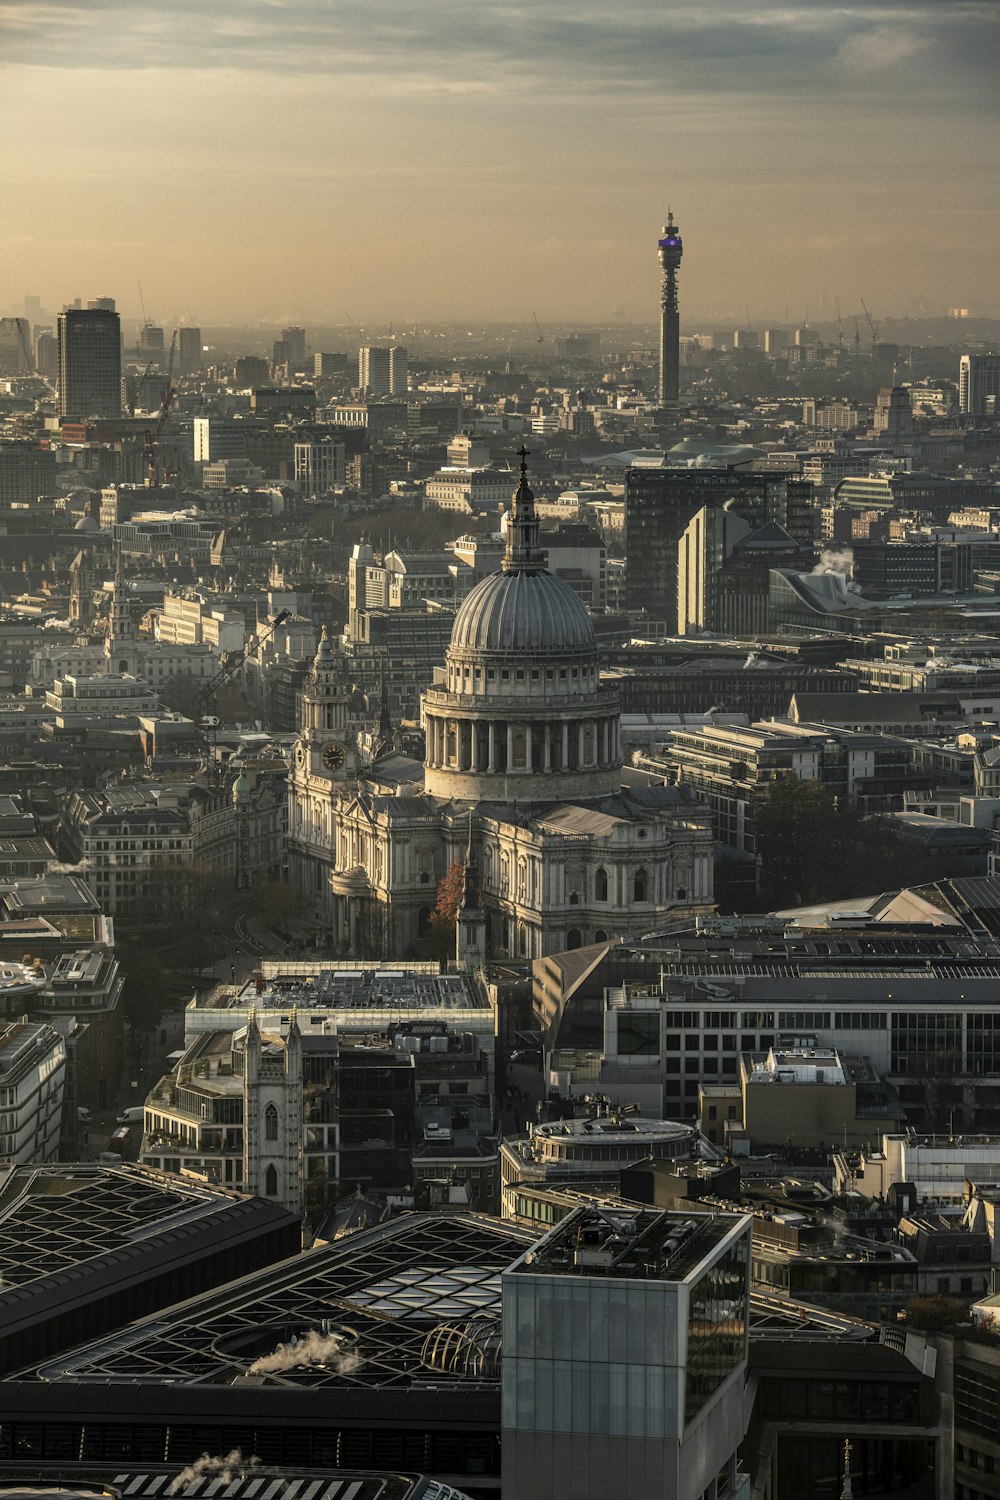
[264,1164,278,1197]
[594,929,608,943]
[118,658,129,674]
[583,727,595,763]
[566,928,582,950]
[633,868,648,902]
[512,730,526,768]
[265,1104,278,1141]
[595,867,608,902]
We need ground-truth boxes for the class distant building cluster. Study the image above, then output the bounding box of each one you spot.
[2,220,1000,1500]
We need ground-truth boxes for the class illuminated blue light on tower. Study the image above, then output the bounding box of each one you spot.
[658,209,683,406]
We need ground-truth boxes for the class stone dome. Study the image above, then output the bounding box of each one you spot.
[450,568,596,661]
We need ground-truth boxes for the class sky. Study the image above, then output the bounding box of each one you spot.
[1,0,998,326]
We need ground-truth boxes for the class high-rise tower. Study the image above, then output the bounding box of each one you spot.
[657,210,683,406]
[58,307,122,419]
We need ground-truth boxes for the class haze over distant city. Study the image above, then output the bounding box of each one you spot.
[1,0,997,324]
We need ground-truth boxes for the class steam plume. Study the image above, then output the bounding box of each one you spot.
[811,547,853,577]
[167,1449,258,1494]
[248,1329,362,1375]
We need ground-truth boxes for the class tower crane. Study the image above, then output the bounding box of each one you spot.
[532,311,544,344]
[144,331,176,486]
[181,610,291,772]
[860,298,881,351]
[127,359,154,417]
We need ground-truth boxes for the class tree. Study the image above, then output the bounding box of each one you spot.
[255,876,295,933]
[754,774,915,909]
[420,861,466,960]
[118,944,170,1031]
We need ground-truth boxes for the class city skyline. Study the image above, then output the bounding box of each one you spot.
[1,0,997,323]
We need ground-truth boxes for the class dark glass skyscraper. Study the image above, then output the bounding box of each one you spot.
[57,307,121,419]
[626,466,816,628]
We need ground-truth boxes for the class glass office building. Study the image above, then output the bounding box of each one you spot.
[502,1205,752,1500]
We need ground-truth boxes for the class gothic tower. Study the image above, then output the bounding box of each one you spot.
[456,815,486,971]
[242,1009,304,1218]
[69,550,94,631]
[104,549,138,676]
[288,628,356,918]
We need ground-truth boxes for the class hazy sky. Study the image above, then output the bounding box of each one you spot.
[1,0,997,325]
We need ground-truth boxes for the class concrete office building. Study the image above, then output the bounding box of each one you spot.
[177,326,202,374]
[502,1204,752,1500]
[0,440,57,509]
[0,1020,66,1163]
[281,325,307,366]
[959,353,1000,416]
[535,906,1000,1128]
[0,317,32,374]
[293,434,346,496]
[57,307,122,419]
[193,416,247,463]
[359,344,408,396]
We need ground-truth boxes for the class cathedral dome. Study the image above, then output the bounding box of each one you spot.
[450,568,596,660]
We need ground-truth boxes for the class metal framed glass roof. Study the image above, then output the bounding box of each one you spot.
[0,1166,236,1289]
[32,1214,532,1391]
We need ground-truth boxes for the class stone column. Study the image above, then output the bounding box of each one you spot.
[526,722,534,771]
[488,722,496,773]
[544,724,552,770]
[577,722,585,766]
[470,722,479,771]
[562,722,569,768]
[507,723,514,770]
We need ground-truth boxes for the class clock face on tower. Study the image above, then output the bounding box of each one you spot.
[322,741,346,770]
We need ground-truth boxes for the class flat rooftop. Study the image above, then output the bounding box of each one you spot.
[512,1204,748,1283]
[200,964,489,1016]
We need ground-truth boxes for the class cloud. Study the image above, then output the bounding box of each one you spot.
[836,23,930,69]
[0,0,989,99]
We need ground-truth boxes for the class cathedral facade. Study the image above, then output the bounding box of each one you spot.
[287,457,714,959]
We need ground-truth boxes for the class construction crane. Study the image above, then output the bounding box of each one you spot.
[860,298,881,350]
[532,311,544,344]
[853,317,862,357]
[144,331,176,486]
[835,306,845,351]
[127,359,154,417]
[744,305,755,334]
[182,610,292,771]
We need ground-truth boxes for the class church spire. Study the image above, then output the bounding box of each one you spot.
[503,447,542,574]
[374,661,393,758]
[456,809,486,970]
